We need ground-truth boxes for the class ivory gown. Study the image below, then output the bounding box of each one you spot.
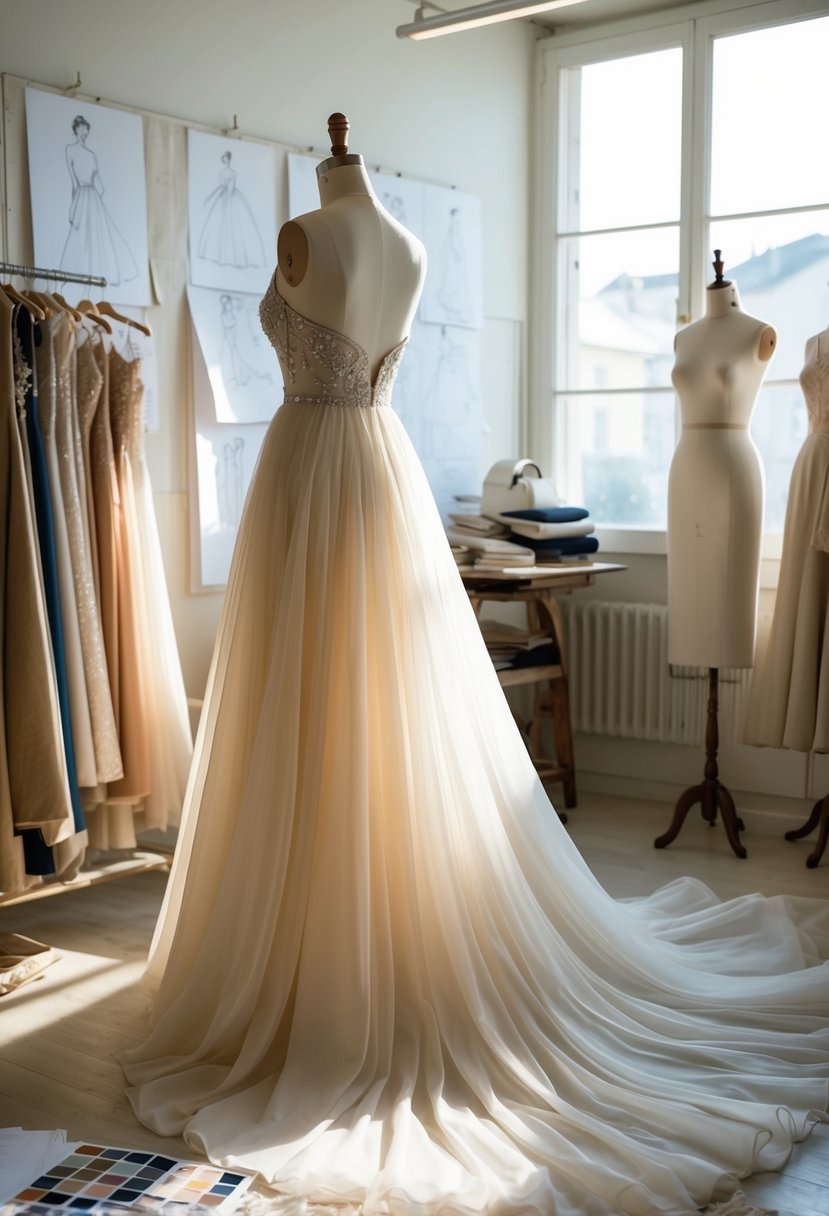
[744,329,829,751]
[125,264,829,1216]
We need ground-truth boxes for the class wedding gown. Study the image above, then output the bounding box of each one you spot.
[124,273,829,1216]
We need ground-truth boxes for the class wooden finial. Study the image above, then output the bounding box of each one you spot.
[712,249,725,284]
[328,113,349,157]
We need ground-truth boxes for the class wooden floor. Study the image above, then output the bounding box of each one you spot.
[1,793,827,1214]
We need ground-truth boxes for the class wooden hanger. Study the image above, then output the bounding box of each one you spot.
[2,283,46,320]
[98,300,152,337]
[41,290,83,321]
[76,298,113,334]
[24,289,55,316]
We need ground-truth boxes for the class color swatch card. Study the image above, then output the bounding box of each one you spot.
[1,1144,253,1214]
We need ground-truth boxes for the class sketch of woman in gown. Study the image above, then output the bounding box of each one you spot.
[60,115,138,285]
[198,151,266,269]
[217,435,245,528]
[438,206,473,324]
[219,294,272,389]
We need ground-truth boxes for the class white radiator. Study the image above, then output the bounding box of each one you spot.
[559,601,758,746]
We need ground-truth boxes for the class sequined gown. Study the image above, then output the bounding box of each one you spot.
[745,328,829,751]
[125,272,829,1216]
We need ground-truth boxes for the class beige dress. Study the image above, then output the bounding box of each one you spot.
[744,329,829,751]
[106,349,151,807]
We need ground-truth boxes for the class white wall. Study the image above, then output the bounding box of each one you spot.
[1,0,534,696]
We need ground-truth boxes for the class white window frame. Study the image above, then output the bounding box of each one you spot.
[532,0,829,559]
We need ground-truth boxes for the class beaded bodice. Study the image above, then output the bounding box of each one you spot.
[801,330,829,434]
[259,276,408,409]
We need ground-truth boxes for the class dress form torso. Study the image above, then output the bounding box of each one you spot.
[667,281,775,668]
[276,161,425,379]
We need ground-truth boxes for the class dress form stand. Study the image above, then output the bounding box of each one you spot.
[657,252,775,859]
[785,797,829,868]
[654,667,747,857]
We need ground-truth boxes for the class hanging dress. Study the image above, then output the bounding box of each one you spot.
[744,329,829,751]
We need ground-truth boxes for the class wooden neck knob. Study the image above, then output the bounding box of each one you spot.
[328,112,349,157]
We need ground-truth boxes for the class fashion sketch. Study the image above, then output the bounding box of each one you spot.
[219,294,272,389]
[59,115,139,285]
[198,151,267,269]
[218,435,246,528]
[437,208,473,325]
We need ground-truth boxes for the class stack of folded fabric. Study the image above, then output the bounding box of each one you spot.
[496,506,599,562]
[447,514,536,571]
[478,620,556,671]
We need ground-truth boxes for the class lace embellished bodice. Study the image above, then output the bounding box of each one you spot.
[259,276,408,409]
[801,329,829,434]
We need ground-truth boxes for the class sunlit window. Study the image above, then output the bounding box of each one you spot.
[543,3,829,536]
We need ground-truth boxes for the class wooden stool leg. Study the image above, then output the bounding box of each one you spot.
[786,795,829,869]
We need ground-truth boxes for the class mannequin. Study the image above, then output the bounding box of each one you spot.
[659,255,776,859]
[667,253,775,669]
[276,113,424,377]
[744,321,829,866]
[123,136,829,1216]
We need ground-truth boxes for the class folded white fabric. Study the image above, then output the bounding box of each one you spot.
[449,513,510,537]
[495,514,595,540]
[446,529,535,563]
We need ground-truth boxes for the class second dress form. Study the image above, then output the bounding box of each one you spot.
[667,279,774,668]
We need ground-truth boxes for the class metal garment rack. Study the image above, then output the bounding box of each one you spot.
[0,260,106,287]
[0,255,172,909]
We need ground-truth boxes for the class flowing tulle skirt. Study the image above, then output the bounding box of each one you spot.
[124,401,829,1216]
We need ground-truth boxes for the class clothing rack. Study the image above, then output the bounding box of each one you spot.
[0,265,174,912]
[0,260,106,288]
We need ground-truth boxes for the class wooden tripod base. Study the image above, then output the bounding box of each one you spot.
[654,777,747,858]
[653,667,748,860]
[785,795,829,869]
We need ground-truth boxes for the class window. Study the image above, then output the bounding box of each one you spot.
[536,0,829,542]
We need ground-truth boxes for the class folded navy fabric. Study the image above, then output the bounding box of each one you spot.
[517,535,600,555]
[509,642,560,669]
[502,506,589,523]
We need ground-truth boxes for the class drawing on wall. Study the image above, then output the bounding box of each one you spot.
[190,331,270,588]
[25,87,151,306]
[420,183,483,331]
[187,284,280,424]
[287,152,320,219]
[369,171,425,241]
[188,128,277,292]
[391,320,483,517]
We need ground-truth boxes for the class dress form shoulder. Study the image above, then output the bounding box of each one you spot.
[274,116,425,376]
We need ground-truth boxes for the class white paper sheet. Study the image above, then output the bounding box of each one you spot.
[25,88,151,307]
[189,313,271,589]
[420,183,483,331]
[187,285,281,425]
[0,1128,75,1204]
[187,129,277,293]
[287,152,320,219]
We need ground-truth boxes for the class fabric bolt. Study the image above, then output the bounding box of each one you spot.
[519,534,600,556]
[744,329,829,752]
[501,507,590,523]
[124,278,829,1216]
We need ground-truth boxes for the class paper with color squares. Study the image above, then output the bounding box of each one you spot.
[0,1143,253,1214]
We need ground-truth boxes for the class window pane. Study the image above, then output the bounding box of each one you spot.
[708,210,829,380]
[711,16,829,216]
[751,383,810,533]
[557,227,679,391]
[565,47,682,233]
[560,391,675,527]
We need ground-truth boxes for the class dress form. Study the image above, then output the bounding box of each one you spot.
[276,114,424,378]
[658,253,776,859]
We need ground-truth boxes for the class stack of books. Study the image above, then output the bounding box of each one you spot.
[478,619,558,671]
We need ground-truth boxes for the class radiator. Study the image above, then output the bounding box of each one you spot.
[559,601,759,746]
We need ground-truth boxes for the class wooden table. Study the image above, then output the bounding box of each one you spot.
[462,563,625,813]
